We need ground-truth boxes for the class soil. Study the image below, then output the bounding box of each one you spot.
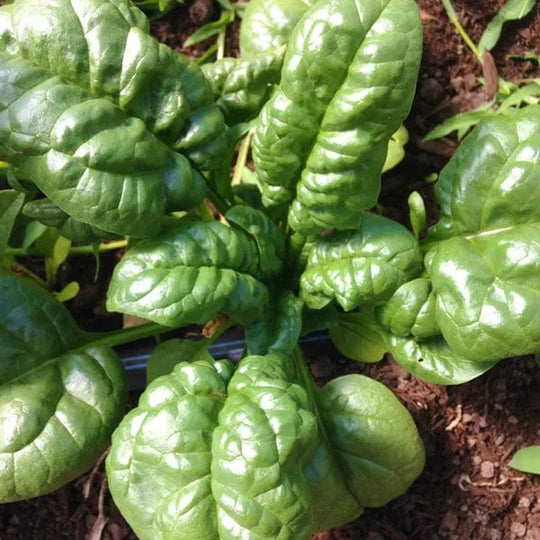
[1,0,539,539]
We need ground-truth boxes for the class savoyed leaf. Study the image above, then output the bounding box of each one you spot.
[330,309,498,384]
[253,0,422,234]
[23,198,117,244]
[107,217,270,327]
[0,0,227,236]
[424,107,540,362]
[300,213,422,311]
[0,274,126,502]
[147,338,214,384]
[202,47,285,124]
[245,290,303,355]
[239,0,315,58]
[479,0,537,52]
[107,352,424,538]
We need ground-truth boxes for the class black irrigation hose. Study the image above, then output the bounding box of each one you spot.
[120,332,334,390]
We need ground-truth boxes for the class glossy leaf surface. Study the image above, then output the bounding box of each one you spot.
[202,48,285,124]
[107,352,424,538]
[0,0,227,236]
[106,216,272,327]
[239,0,315,58]
[300,213,422,311]
[0,274,126,502]
[330,310,498,384]
[425,107,540,362]
[253,0,422,234]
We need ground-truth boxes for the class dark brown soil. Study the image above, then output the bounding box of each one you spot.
[1,0,539,539]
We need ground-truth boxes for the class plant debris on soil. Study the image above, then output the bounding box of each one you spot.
[1,0,539,538]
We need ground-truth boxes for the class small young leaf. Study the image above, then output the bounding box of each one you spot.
[383,125,409,172]
[147,339,214,384]
[408,191,426,239]
[21,221,48,250]
[509,446,540,474]
[0,190,24,257]
[479,0,537,52]
[498,83,540,112]
[54,281,80,302]
[423,108,494,141]
[184,10,233,47]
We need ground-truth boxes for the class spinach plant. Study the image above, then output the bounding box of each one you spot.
[0,0,537,536]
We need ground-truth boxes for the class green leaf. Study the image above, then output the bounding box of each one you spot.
[0,274,126,502]
[239,0,316,58]
[23,198,117,244]
[310,374,425,516]
[509,446,540,474]
[49,234,71,278]
[107,352,424,538]
[253,0,423,234]
[329,310,387,364]
[0,0,228,236]
[106,217,270,327]
[331,309,498,384]
[244,290,303,355]
[202,47,285,124]
[423,107,494,141]
[146,338,214,384]
[300,213,423,311]
[225,204,285,280]
[479,0,537,52]
[21,220,48,250]
[424,107,540,362]
[408,191,426,239]
[498,83,540,112]
[54,280,80,302]
[0,189,24,257]
[508,51,540,66]
[376,278,440,338]
[383,124,409,172]
[183,10,234,47]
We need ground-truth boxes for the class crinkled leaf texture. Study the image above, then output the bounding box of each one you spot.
[244,290,303,355]
[253,0,422,234]
[202,47,285,125]
[300,213,423,311]
[0,0,227,237]
[0,274,126,502]
[239,0,315,58]
[107,209,284,327]
[106,353,424,539]
[424,106,540,362]
[331,107,540,383]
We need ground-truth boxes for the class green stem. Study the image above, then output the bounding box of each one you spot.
[441,0,483,63]
[217,28,227,61]
[231,127,255,186]
[80,322,172,351]
[6,239,127,257]
[195,43,218,65]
